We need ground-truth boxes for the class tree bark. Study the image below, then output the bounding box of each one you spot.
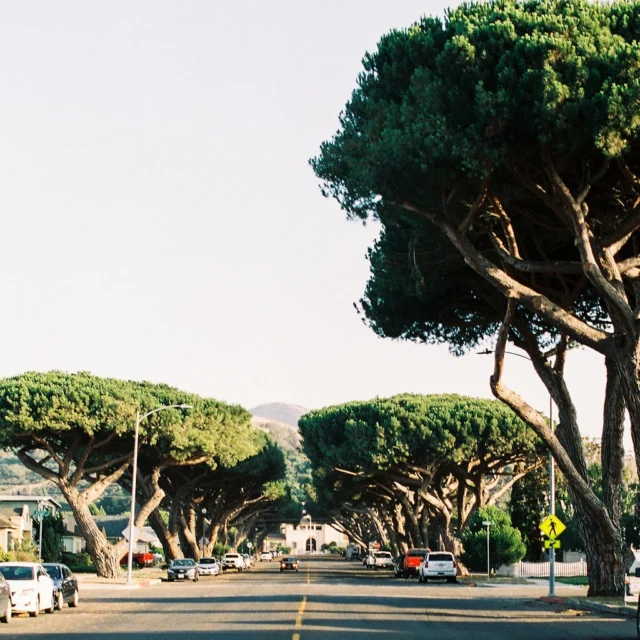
[62,485,121,579]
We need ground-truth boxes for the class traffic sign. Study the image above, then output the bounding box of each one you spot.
[544,539,561,549]
[539,514,566,539]
[32,509,49,521]
[247,542,253,549]
[199,537,209,546]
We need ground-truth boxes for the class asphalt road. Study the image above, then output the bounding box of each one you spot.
[1,556,637,639]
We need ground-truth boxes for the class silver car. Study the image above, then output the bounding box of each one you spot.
[167,558,199,582]
[197,558,220,576]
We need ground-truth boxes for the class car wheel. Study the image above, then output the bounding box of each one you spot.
[0,598,11,623]
[56,591,64,610]
[418,573,423,583]
[29,597,40,617]
[69,589,79,608]
[193,574,198,582]
[280,569,283,572]
[402,571,409,579]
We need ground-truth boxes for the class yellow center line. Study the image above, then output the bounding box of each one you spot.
[292,595,307,639]
[306,566,311,584]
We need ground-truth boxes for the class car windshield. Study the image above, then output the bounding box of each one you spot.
[408,549,430,557]
[0,565,35,580]
[43,565,61,579]
[225,554,239,558]
[171,559,195,567]
[284,557,297,562]
[375,552,391,557]
[199,558,216,564]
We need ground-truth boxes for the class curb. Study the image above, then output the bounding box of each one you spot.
[539,596,637,619]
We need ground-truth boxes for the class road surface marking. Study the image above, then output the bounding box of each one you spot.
[306,566,311,584]
[293,595,307,638]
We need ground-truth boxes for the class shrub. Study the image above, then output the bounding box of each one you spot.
[461,505,526,572]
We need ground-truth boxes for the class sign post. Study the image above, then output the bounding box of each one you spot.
[32,507,49,561]
[482,521,493,580]
[539,513,566,596]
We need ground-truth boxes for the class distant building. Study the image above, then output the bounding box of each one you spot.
[0,495,62,552]
[271,517,348,554]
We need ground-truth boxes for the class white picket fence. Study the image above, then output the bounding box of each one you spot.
[497,559,588,578]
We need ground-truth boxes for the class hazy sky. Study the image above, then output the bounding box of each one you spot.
[0,1,612,443]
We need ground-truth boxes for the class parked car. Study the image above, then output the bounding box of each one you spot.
[0,562,55,616]
[222,553,246,572]
[393,554,405,578]
[119,552,155,568]
[259,551,272,562]
[197,558,220,577]
[402,548,431,578]
[373,551,394,569]
[0,572,10,623]
[280,556,299,572]
[167,558,199,582]
[418,551,457,583]
[242,553,253,568]
[42,563,79,609]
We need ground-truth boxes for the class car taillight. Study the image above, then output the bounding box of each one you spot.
[425,561,428,568]
[452,560,456,568]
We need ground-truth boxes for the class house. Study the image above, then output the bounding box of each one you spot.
[0,495,62,552]
[93,516,160,553]
[62,516,86,554]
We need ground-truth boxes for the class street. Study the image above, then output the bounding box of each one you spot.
[1,557,636,639]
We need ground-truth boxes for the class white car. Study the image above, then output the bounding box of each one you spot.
[197,558,220,576]
[259,551,272,562]
[373,551,394,569]
[222,553,246,572]
[418,552,457,583]
[0,562,56,616]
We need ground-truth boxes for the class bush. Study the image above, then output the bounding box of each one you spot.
[461,505,526,572]
[61,552,94,571]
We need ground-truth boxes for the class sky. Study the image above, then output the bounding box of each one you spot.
[0,1,615,445]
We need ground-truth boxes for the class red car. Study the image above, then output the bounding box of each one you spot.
[402,548,430,578]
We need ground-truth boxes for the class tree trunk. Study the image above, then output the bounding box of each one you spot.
[148,508,183,561]
[62,485,121,578]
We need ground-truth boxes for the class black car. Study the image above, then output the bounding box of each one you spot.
[280,556,299,572]
[0,572,10,623]
[42,563,79,609]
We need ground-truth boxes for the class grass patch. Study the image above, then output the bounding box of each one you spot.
[556,576,589,586]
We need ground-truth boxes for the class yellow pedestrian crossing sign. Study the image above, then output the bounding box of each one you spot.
[539,514,566,539]
[544,539,561,549]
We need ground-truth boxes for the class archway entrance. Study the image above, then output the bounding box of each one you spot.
[306,537,317,552]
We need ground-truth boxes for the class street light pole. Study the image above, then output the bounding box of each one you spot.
[479,348,556,596]
[126,403,192,587]
[549,395,556,597]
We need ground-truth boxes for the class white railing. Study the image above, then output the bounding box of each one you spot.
[512,559,588,578]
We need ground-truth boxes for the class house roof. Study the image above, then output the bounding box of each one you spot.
[0,495,62,509]
[93,516,156,543]
[0,515,16,529]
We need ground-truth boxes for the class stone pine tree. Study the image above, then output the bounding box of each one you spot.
[0,371,255,578]
[311,0,640,595]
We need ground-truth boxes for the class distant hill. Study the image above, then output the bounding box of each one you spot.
[250,403,308,428]
[251,416,301,453]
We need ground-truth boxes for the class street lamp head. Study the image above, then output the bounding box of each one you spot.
[178,404,193,409]
[202,508,207,515]
[477,349,493,355]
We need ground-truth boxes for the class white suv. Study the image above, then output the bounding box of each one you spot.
[222,553,246,572]
[418,552,457,583]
